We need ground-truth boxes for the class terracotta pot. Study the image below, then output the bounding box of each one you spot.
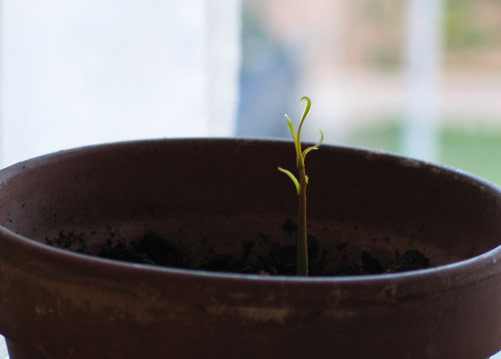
[0,139,500,358]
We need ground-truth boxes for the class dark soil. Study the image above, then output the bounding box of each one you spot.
[45,221,430,276]
[334,249,430,275]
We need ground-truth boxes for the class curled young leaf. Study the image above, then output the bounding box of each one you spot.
[278,167,301,196]
[302,128,325,159]
[297,96,311,140]
[284,115,298,145]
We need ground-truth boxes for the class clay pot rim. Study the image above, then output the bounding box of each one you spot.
[1,138,501,292]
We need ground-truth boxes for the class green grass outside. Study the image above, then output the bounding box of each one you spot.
[346,121,501,186]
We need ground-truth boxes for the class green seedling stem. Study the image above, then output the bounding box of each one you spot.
[278,96,324,276]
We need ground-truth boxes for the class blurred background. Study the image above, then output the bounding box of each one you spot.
[237,0,501,184]
[1,0,501,182]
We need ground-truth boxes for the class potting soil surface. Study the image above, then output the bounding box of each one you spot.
[46,220,430,276]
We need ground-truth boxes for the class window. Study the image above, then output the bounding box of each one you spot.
[237,0,501,185]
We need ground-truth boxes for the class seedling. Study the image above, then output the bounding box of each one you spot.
[278,96,323,276]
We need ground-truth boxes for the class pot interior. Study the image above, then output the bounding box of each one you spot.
[0,139,500,275]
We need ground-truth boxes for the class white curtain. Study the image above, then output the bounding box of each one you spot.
[1,0,241,167]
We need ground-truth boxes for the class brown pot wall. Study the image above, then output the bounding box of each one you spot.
[0,139,499,358]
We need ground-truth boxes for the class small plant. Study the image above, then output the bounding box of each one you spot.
[278,96,323,276]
